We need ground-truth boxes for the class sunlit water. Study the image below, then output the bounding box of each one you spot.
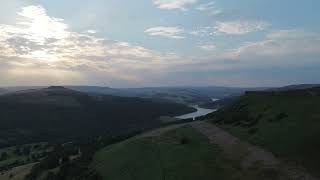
[175,99,219,120]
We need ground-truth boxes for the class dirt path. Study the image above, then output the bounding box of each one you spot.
[138,123,191,138]
[0,163,37,180]
[190,121,318,180]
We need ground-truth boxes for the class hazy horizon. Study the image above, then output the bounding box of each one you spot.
[0,84,294,89]
[0,0,319,87]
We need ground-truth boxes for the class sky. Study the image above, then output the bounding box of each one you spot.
[0,0,319,87]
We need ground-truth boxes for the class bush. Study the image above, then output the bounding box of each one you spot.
[276,112,288,120]
[180,137,190,145]
[268,112,288,122]
[248,128,259,135]
[0,152,8,161]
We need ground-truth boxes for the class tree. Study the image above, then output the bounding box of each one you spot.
[22,146,31,156]
[180,137,190,145]
[0,152,8,161]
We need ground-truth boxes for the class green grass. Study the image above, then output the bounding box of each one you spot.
[209,90,320,177]
[92,126,280,180]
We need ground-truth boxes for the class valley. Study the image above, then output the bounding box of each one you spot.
[1,85,320,180]
[0,1,317,179]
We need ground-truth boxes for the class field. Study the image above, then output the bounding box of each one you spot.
[207,88,320,177]
[92,126,280,180]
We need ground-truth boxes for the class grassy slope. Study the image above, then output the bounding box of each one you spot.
[92,126,276,180]
[206,88,320,176]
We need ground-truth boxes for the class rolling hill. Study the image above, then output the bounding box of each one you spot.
[0,86,195,148]
[19,85,320,180]
[90,86,320,180]
[68,86,266,107]
[204,86,320,177]
[93,126,223,180]
[267,84,320,91]
[92,125,278,180]
[0,85,268,107]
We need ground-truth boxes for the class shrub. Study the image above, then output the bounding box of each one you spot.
[268,112,288,122]
[0,152,8,161]
[248,128,259,135]
[180,137,190,145]
[276,112,288,120]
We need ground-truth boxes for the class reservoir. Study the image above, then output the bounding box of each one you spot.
[175,99,219,120]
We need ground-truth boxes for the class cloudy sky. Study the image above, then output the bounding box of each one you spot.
[0,0,319,87]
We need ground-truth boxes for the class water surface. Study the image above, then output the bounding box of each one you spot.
[175,105,216,120]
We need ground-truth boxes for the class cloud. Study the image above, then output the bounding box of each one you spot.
[190,26,214,37]
[153,0,198,10]
[17,5,68,44]
[145,26,185,39]
[1,5,319,87]
[190,20,269,37]
[198,43,216,51]
[222,29,320,60]
[214,20,270,35]
[266,29,320,40]
[179,29,320,78]
[0,5,186,86]
[196,2,222,15]
[86,30,98,34]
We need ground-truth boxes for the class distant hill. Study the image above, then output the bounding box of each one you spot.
[20,85,320,180]
[69,86,259,98]
[0,86,46,94]
[204,86,320,177]
[67,86,131,97]
[0,88,8,95]
[0,86,269,106]
[0,86,195,148]
[267,84,320,91]
[68,86,266,106]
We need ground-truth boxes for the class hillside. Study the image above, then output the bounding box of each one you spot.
[0,86,195,148]
[92,124,281,180]
[27,119,317,180]
[19,86,320,180]
[268,84,320,91]
[205,87,320,177]
[90,120,317,180]
[0,85,269,108]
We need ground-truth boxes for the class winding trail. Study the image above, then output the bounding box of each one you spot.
[133,120,318,180]
[190,121,318,180]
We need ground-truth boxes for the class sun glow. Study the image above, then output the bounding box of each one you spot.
[3,5,70,62]
[17,5,68,44]
[0,4,183,85]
